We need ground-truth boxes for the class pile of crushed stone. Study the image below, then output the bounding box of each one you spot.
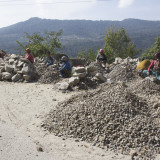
[106,63,138,82]
[35,63,61,84]
[43,83,160,159]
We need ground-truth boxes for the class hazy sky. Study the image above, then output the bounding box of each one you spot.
[0,0,159,28]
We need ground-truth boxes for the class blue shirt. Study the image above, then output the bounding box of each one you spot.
[59,61,72,72]
[45,56,54,66]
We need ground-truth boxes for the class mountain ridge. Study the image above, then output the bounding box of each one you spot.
[0,17,160,56]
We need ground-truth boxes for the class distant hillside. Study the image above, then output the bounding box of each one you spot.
[0,17,160,57]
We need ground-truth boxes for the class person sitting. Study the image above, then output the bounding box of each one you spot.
[25,48,34,63]
[59,56,72,78]
[96,49,107,68]
[143,52,160,81]
[136,56,151,77]
[45,51,54,67]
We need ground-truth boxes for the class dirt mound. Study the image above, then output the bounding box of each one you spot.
[43,83,160,159]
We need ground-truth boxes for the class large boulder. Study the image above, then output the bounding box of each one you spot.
[9,59,15,64]
[69,77,80,87]
[12,74,22,82]
[5,65,14,73]
[73,67,86,73]
[2,72,12,80]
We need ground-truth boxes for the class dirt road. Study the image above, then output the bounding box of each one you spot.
[0,82,142,160]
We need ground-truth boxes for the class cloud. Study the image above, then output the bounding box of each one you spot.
[118,0,134,8]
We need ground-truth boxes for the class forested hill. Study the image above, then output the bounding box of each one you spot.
[0,17,160,56]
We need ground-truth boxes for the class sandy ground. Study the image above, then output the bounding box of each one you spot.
[0,82,159,160]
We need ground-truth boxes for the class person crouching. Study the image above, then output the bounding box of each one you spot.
[59,56,72,78]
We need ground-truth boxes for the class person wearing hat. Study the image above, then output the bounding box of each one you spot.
[96,49,107,68]
[143,52,160,81]
[59,56,72,78]
[45,51,54,67]
[25,48,34,63]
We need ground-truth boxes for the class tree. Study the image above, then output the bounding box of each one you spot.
[16,30,63,57]
[142,36,160,58]
[103,26,140,63]
[77,48,97,61]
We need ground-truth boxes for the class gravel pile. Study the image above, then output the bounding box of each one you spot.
[43,83,160,159]
[106,63,138,82]
[35,63,61,84]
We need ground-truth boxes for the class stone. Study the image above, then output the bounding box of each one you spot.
[23,74,31,81]
[86,65,97,73]
[17,61,24,67]
[22,65,30,74]
[94,73,106,82]
[12,74,22,82]
[0,66,5,73]
[74,67,86,73]
[0,73,2,80]
[114,57,123,64]
[9,59,15,64]
[72,72,86,79]
[69,77,80,86]
[2,72,12,80]
[5,65,14,73]
[10,54,19,59]
[56,82,69,90]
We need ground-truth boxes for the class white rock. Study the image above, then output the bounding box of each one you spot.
[69,77,80,86]
[56,82,69,90]
[72,72,86,79]
[2,72,12,80]
[22,66,30,74]
[115,57,123,64]
[9,59,15,64]
[5,65,14,73]
[74,67,86,73]
[12,74,22,82]
[10,54,19,59]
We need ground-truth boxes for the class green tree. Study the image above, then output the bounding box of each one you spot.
[103,26,139,63]
[16,30,63,57]
[142,36,160,58]
[77,48,97,61]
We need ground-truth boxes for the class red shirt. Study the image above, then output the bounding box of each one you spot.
[25,53,34,63]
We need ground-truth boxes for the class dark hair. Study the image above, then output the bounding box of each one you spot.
[46,51,50,54]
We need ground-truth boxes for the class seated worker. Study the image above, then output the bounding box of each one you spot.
[25,48,34,63]
[136,57,151,77]
[59,56,72,78]
[96,49,107,68]
[143,52,160,81]
[45,51,54,67]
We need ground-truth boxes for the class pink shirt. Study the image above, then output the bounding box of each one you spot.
[25,53,34,63]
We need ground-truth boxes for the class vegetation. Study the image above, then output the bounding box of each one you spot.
[16,30,62,56]
[77,48,97,61]
[0,18,160,56]
[142,36,160,58]
[103,26,140,63]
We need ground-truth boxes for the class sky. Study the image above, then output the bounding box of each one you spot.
[0,0,160,28]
